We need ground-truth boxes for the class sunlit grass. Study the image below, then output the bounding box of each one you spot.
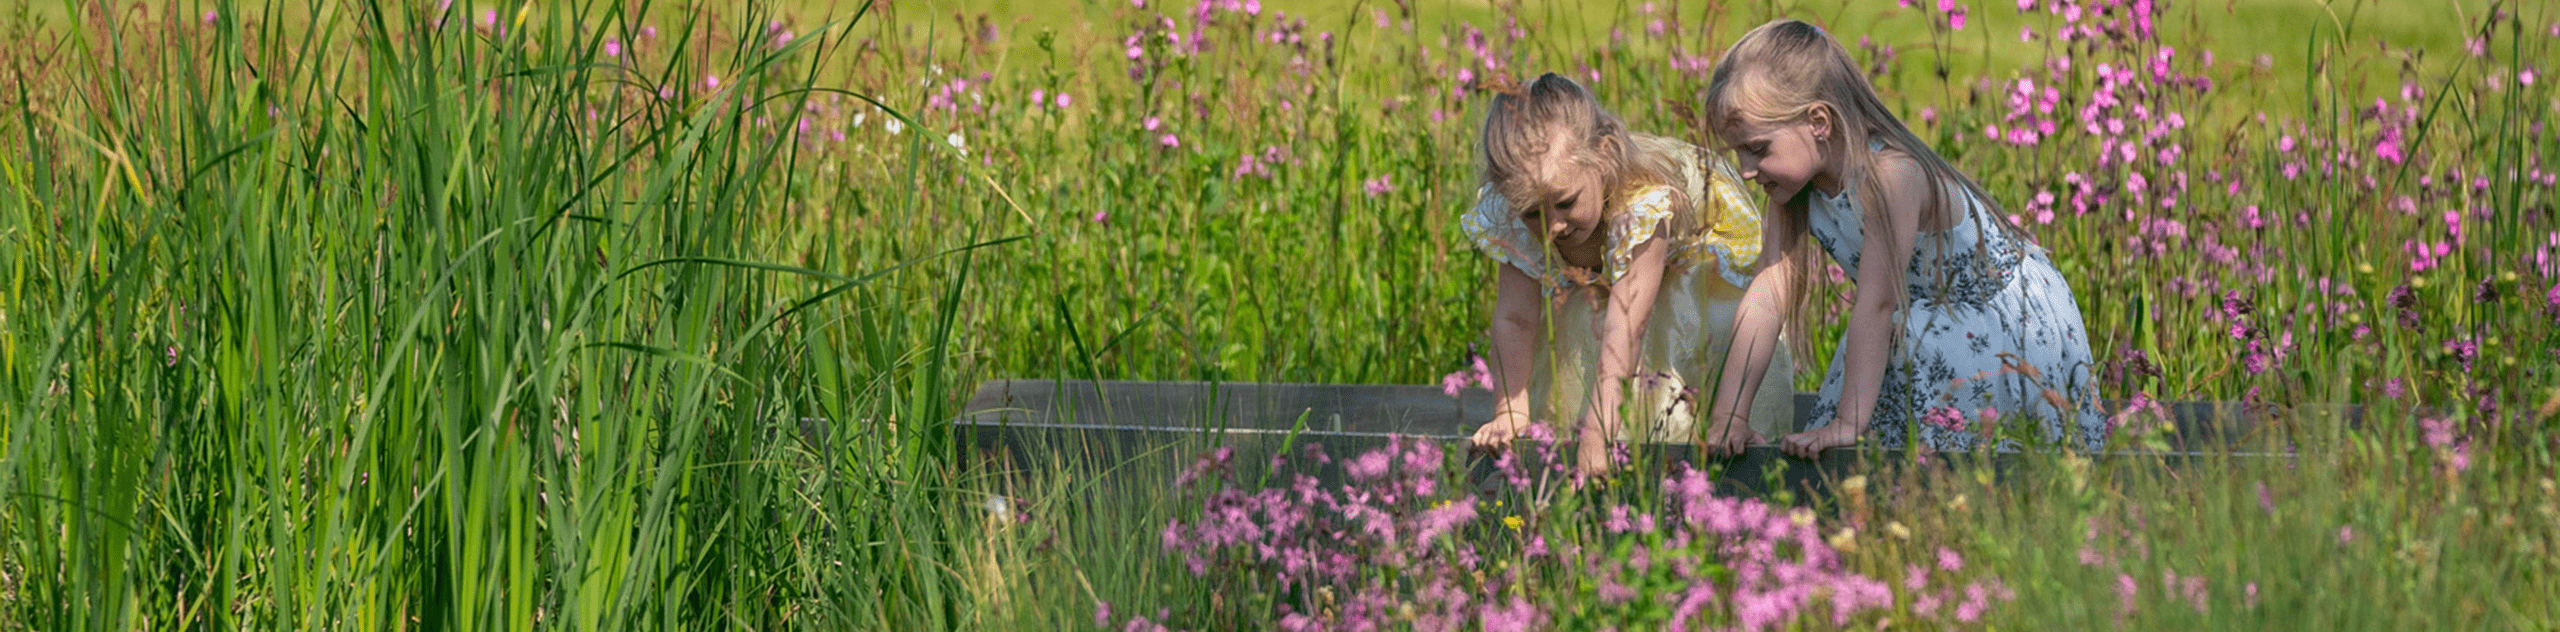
[2,0,2554,629]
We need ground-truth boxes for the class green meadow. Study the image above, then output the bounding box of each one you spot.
[0,0,2551,629]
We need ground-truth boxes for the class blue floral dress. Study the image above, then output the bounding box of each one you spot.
[1802,172,2109,452]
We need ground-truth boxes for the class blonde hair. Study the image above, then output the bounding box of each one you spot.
[1705,19,2032,316]
[1479,73,1703,250]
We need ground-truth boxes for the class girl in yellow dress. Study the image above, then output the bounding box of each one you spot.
[1461,73,1796,474]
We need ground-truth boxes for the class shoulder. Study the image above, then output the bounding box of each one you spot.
[1871,148,1934,204]
[1624,184,1677,212]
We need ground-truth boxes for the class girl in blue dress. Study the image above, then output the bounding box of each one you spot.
[1697,20,2110,457]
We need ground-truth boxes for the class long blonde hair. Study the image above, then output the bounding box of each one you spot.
[1479,73,1702,250]
[1705,19,2032,315]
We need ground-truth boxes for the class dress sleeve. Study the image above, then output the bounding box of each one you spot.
[1692,162,1765,288]
[1459,187,1556,293]
[1605,186,1678,282]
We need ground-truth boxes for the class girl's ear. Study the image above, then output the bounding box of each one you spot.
[1806,103,1837,142]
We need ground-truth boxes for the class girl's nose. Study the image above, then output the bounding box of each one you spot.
[1550,219,1572,237]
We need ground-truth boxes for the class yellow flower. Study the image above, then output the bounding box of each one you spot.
[1502,515,1524,531]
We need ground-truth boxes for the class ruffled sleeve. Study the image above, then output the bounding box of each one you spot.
[1689,161,1765,288]
[1605,185,1678,282]
[1459,186,1557,293]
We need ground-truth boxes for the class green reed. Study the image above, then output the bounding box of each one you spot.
[0,0,1017,629]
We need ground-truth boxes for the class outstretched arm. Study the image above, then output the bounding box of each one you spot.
[1577,229,1671,475]
[1472,263,1548,450]
[1701,203,1805,457]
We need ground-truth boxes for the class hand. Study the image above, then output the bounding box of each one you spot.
[1469,411,1533,453]
[1779,421,1865,459]
[1698,420,1765,459]
[1576,437,1615,479]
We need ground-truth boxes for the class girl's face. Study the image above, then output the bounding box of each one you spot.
[1518,135,1608,247]
[1720,116,1837,205]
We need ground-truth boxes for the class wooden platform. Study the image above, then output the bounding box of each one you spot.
[955,379,2354,494]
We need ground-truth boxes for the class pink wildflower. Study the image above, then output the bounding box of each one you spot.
[1937,546,1965,572]
[1055,93,1073,109]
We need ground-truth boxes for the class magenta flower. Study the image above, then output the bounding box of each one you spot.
[1055,92,1073,109]
[1478,595,1542,632]
[2420,417,2455,448]
[1936,546,1965,572]
[1956,584,1989,621]
[704,74,721,90]
[202,10,218,24]
[605,38,622,57]
[1363,175,1394,197]
[1158,133,1180,148]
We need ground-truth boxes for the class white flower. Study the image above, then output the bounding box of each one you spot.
[852,112,867,128]
[884,117,904,135]
[946,132,968,157]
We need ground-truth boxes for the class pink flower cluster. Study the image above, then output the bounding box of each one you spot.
[1141,430,2001,630]
[1439,353,1492,397]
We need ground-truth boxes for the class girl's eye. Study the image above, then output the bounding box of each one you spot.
[1554,196,1577,210]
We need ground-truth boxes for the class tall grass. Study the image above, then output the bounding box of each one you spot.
[4,0,2556,629]
[0,0,1015,629]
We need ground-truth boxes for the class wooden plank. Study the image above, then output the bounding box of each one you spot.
[954,379,2355,496]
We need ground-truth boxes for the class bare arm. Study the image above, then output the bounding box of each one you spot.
[1781,158,1929,458]
[1701,200,1806,457]
[1471,263,1547,449]
[1579,228,1671,464]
